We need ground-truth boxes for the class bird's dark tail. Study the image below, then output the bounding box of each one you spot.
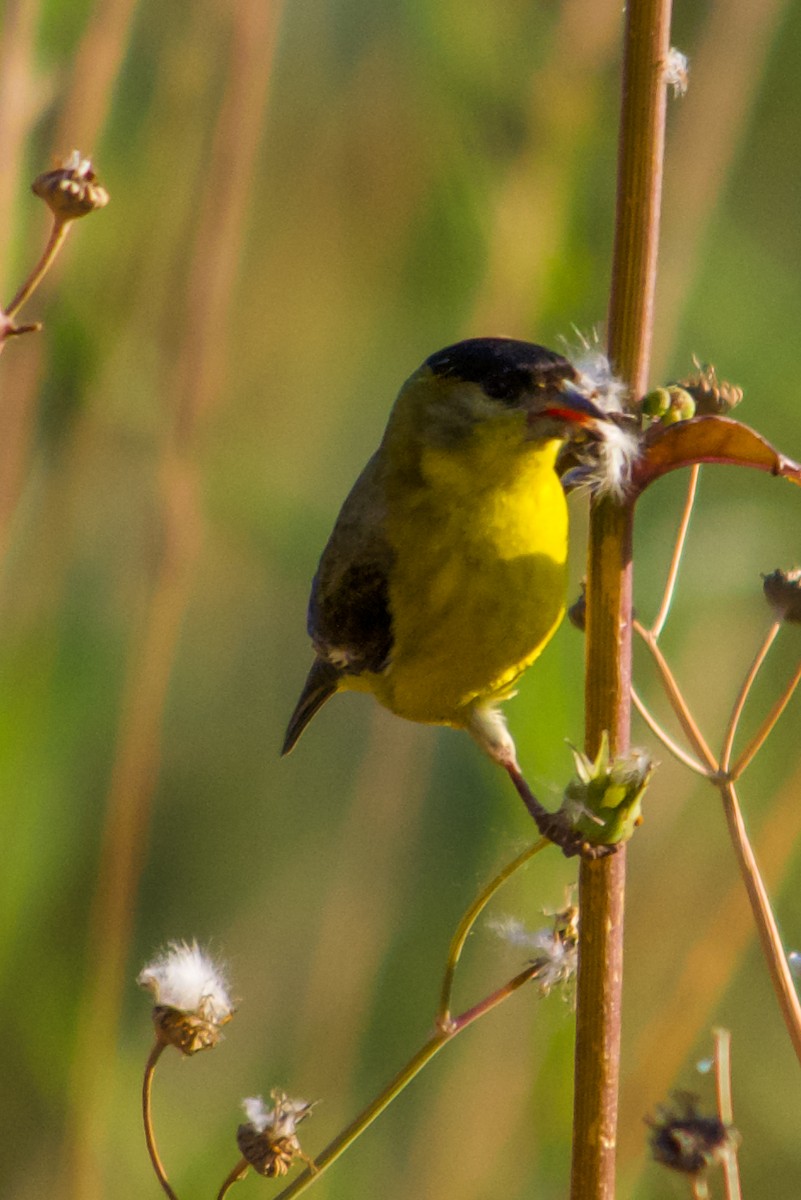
[281,659,341,755]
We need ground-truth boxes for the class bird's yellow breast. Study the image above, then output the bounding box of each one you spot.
[352,417,568,727]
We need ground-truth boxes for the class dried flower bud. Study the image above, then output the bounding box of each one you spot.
[32,151,109,221]
[679,359,743,415]
[647,1092,733,1176]
[237,1092,315,1178]
[763,568,801,624]
[138,941,234,1055]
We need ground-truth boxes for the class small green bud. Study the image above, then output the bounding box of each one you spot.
[642,386,696,425]
[561,734,653,847]
[662,386,696,424]
[641,387,671,419]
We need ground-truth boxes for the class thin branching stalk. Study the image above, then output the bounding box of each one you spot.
[214,839,556,1199]
[4,216,70,319]
[271,964,542,1200]
[634,619,718,772]
[716,780,801,1064]
[437,838,547,1026]
[651,463,701,638]
[142,1041,179,1200]
[631,685,712,777]
[713,1028,742,1200]
[572,2,673,1195]
[216,1159,249,1200]
[729,653,801,780]
[713,1027,734,1124]
[720,620,781,773]
[622,764,801,1164]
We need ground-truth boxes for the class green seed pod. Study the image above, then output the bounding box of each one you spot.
[641,387,672,419]
[660,386,696,425]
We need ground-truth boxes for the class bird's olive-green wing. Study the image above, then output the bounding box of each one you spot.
[308,452,395,674]
[282,454,395,755]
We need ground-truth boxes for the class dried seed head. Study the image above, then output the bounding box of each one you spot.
[138,941,234,1055]
[647,1092,733,1176]
[762,568,801,623]
[762,571,801,628]
[237,1091,315,1178]
[679,359,743,415]
[32,151,109,221]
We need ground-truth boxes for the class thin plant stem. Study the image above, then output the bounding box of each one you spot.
[720,620,781,773]
[451,962,544,1030]
[142,1041,179,1200]
[437,838,548,1026]
[716,779,801,1066]
[5,217,70,318]
[271,964,543,1200]
[721,1149,742,1200]
[634,618,719,773]
[713,1028,742,1200]
[729,654,801,780]
[651,463,701,639]
[712,1027,733,1125]
[275,1034,447,1199]
[216,1159,250,1200]
[631,685,712,777]
[691,1178,710,1200]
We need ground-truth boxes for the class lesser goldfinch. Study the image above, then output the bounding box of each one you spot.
[282,337,617,770]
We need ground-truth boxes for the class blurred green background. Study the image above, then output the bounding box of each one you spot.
[2,0,801,1196]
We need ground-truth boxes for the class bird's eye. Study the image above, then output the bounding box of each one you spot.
[482,368,531,403]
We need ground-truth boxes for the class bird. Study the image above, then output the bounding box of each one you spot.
[282,337,618,772]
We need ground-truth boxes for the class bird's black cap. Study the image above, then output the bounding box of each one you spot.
[425,337,577,405]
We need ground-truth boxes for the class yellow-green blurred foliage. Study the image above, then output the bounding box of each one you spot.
[1,0,801,1197]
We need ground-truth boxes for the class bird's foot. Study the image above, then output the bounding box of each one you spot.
[505,764,620,861]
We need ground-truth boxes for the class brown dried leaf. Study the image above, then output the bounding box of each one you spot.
[631,415,801,495]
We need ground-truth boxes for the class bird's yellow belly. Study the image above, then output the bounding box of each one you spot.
[360,440,569,727]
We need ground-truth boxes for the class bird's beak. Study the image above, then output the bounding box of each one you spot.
[541,380,610,427]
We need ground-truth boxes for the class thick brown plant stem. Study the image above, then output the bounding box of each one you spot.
[570,2,672,1197]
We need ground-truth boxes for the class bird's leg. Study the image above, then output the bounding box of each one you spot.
[466,705,616,859]
[465,704,521,772]
[505,761,617,862]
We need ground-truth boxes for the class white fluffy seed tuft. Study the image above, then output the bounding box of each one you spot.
[488,912,578,997]
[138,940,234,1023]
[241,1092,312,1138]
